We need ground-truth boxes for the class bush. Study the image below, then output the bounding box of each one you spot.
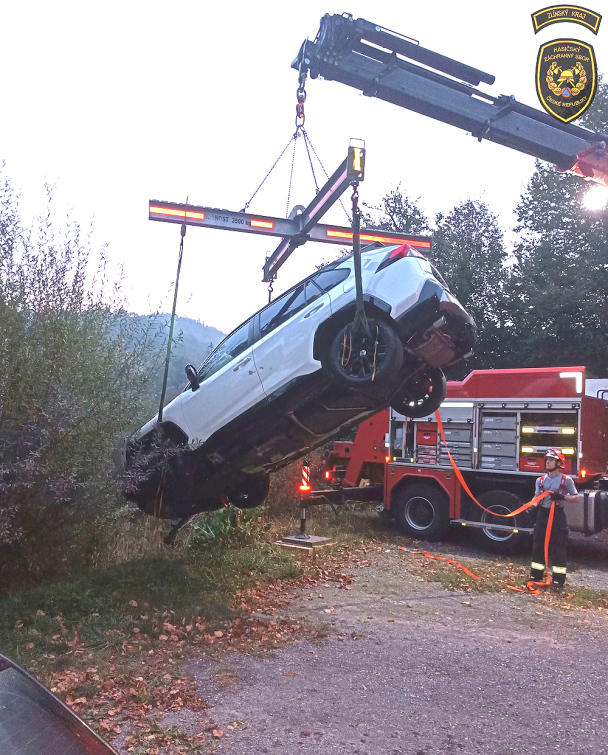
[189,507,270,550]
[0,171,165,588]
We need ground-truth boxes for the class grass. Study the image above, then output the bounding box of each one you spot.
[396,543,608,611]
[0,540,299,673]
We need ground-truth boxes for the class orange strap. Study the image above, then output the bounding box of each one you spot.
[434,410,549,516]
[434,410,556,593]
[398,547,480,579]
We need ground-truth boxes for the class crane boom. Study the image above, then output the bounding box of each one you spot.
[293,14,608,185]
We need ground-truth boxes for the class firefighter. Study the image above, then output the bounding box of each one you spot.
[529,448,578,590]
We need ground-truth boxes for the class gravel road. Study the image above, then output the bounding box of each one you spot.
[172,540,608,755]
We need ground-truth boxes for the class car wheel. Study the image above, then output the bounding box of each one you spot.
[394,483,450,540]
[468,490,532,554]
[228,473,270,509]
[323,318,403,387]
[391,368,447,418]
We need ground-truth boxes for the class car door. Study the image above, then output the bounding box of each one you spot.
[252,278,330,397]
[178,320,264,444]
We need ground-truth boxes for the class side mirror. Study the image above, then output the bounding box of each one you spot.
[185,364,200,391]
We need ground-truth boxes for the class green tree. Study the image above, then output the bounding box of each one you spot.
[503,77,608,376]
[0,171,165,585]
[362,184,431,234]
[432,199,509,371]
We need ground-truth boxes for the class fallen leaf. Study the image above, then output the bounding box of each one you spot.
[285,671,296,677]
[129,600,138,607]
[212,729,224,739]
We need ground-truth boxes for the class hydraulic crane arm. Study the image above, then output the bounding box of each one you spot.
[293,14,608,185]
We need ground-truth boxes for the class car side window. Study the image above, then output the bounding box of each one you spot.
[259,284,307,338]
[311,268,350,293]
[198,323,250,382]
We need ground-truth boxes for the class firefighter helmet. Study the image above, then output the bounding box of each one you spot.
[545,447,565,466]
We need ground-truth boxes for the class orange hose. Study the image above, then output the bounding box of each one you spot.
[434,410,549,515]
[434,410,555,592]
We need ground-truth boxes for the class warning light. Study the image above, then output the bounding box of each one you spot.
[299,484,311,491]
[562,448,576,455]
[561,427,576,435]
[149,206,205,220]
[513,528,519,534]
[581,469,587,478]
[461,522,467,526]
[521,427,535,434]
[521,447,534,454]
[347,144,366,181]
[250,219,274,229]
[385,456,391,463]
[324,470,331,480]
[326,229,431,247]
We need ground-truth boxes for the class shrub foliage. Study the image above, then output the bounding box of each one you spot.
[0,172,165,585]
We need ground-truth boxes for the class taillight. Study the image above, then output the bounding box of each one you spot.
[324,470,331,480]
[376,244,419,273]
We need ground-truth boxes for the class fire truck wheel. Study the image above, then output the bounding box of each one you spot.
[323,318,403,387]
[394,483,450,540]
[390,368,447,419]
[227,473,270,509]
[469,490,531,554]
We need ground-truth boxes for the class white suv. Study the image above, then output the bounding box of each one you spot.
[123,243,476,518]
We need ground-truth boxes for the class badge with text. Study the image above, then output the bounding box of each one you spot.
[536,39,597,122]
[531,5,602,34]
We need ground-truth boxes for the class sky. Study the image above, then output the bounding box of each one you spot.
[0,0,604,334]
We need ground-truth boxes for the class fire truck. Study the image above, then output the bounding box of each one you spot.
[317,367,608,553]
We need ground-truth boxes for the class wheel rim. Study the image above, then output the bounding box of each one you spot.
[404,496,436,531]
[480,504,516,542]
[338,326,388,380]
[400,374,434,410]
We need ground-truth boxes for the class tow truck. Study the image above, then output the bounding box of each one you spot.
[289,15,608,551]
[312,367,608,553]
[292,13,608,187]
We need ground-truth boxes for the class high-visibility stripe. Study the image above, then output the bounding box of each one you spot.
[552,566,567,574]
[531,562,545,571]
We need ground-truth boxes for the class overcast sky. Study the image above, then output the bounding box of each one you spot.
[1,1,603,334]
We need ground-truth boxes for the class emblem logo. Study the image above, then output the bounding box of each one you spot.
[536,39,597,122]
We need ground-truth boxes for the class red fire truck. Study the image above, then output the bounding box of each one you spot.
[319,367,608,553]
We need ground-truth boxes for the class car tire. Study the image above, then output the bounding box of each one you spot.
[391,368,447,418]
[468,490,532,554]
[228,473,270,509]
[323,318,403,387]
[394,483,450,540]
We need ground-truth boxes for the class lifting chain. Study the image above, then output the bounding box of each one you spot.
[295,66,307,130]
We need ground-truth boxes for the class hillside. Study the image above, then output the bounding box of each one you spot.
[141,314,225,406]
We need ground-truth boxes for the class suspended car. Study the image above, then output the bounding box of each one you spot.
[118,244,476,519]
